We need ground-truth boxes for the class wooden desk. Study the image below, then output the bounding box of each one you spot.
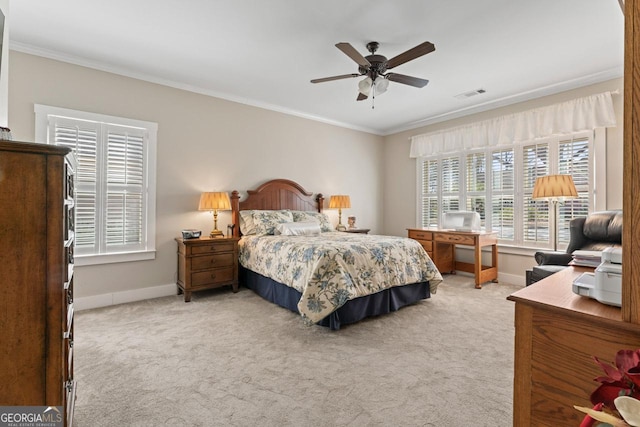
[407,228,498,288]
[507,267,640,426]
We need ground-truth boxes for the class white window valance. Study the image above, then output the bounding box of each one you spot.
[409,91,617,158]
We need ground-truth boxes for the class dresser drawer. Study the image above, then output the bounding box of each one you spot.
[434,232,476,245]
[189,242,235,255]
[191,267,235,287]
[191,253,234,270]
[408,230,433,241]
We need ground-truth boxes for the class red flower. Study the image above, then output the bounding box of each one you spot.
[579,403,604,427]
[591,349,640,409]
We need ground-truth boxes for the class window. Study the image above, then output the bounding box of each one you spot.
[416,131,597,250]
[35,105,157,265]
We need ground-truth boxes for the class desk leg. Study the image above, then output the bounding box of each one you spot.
[492,244,499,283]
[474,241,482,289]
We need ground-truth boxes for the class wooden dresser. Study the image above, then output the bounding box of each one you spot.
[508,267,640,426]
[175,236,239,302]
[0,141,76,425]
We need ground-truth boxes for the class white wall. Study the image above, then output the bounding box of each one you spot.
[0,0,9,127]
[382,78,624,284]
[8,51,383,304]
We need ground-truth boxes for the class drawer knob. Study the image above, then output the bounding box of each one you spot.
[210,273,216,279]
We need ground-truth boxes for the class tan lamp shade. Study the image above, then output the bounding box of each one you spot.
[198,191,231,211]
[198,192,230,237]
[329,195,351,209]
[532,175,578,200]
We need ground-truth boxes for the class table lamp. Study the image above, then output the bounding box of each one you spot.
[329,195,351,231]
[198,191,231,238]
[532,175,578,251]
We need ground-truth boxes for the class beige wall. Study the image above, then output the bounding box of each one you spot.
[382,78,624,284]
[8,51,384,300]
[8,48,624,299]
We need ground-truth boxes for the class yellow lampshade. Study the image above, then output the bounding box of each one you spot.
[329,195,351,209]
[532,175,578,200]
[198,192,231,211]
[198,192,230,238]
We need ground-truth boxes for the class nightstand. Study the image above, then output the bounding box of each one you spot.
[343,228,370,234]
[175,236,239,302]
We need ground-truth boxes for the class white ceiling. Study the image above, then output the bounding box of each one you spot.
[8,0,624,135]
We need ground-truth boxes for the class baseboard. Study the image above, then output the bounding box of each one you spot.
[75,283,176,311]
[447,271,526,287]
[497,272,526,287]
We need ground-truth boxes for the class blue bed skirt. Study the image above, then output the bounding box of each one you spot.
[240,266,431,330]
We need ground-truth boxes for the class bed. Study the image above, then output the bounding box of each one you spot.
[231,179,443,329]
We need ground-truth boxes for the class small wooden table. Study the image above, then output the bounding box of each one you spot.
[407,228,498,288]
[175,236,239,302]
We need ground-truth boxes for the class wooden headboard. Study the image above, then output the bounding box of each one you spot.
[231,179,324,237]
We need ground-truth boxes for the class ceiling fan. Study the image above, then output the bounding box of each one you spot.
[311,41,435,102]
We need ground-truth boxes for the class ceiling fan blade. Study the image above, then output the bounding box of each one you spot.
[336,42,371,67]
[386,41,435,69]
[357,93,368,101]
[387,73,430,88]
[310,73,361,83]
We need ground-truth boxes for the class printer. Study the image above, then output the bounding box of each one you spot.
[572,247,622,307]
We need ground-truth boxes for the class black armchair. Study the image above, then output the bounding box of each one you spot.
[525,210,623,286]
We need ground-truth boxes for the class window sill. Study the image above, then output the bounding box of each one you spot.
[75,250,156,266]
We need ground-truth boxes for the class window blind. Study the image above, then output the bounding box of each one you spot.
[53,117,99,251]
[49,116,148,255]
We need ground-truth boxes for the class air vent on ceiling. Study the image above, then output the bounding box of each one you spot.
[455,88,486,99]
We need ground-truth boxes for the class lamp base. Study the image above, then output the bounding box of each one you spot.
[336,224,346,232]
[209,229,224,238]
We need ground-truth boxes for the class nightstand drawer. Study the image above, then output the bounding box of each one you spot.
[191,253,234,270]
[408,230,433,240]
[190,242,235,255]
[434,232,476,245]
[191,267,235,287]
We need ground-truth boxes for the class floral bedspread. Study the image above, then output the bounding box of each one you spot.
[238,232,443,324]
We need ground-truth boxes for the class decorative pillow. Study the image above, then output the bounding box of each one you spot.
[239,210,256,235]
[291,211,333,232]
[252,210,294,235]
[275,221,322,236]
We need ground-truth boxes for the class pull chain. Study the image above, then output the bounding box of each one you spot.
[371,85,375,109]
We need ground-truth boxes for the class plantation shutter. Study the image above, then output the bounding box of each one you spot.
[421,159,439,227]
[441,156,460,213]
[522,142,550,245]
[557,137,591,244]
[491,149,515,240]
[465,152,486,226]
[104,125,146,251]
[49,116,148,255]
[50,117,100,254]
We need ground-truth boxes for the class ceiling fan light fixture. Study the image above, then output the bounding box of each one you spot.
[374,77,389,95]
[358,76,373,95]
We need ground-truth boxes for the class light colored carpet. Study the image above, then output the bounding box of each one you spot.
[73,275,521,426]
